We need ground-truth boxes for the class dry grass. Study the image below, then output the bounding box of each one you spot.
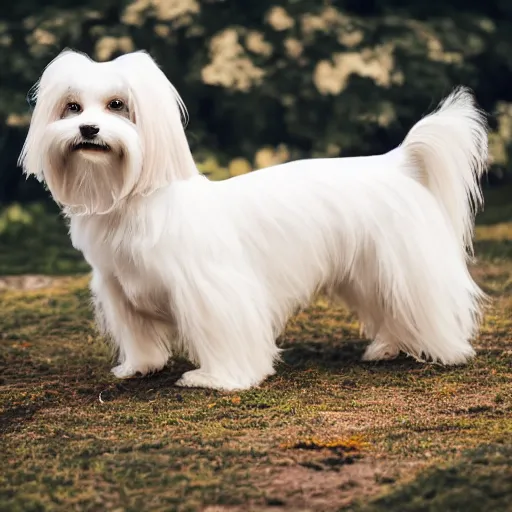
[1,192,511,511]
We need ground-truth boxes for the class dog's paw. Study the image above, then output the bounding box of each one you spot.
[111,361,164,379]
[111,363,141,379]
[175,369,250,391]
[362,340,400,361]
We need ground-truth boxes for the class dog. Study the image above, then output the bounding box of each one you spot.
[19,49,488,390]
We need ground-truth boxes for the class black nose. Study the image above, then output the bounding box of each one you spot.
[79,124,100,139]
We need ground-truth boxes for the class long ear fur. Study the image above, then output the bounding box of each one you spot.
[18,50,92,180]
[113,51,198,193]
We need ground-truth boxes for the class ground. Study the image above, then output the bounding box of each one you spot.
[1,188,511,512]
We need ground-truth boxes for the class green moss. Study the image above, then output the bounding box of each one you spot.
[354,444,512,512]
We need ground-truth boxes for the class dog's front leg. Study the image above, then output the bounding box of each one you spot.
[91,271,171,378]
[172,269,279,391]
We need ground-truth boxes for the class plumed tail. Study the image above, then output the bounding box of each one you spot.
[400,87,489,255]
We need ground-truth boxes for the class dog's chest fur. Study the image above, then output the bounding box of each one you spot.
[70,212,173,321]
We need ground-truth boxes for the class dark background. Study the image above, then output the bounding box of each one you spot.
[1,0,512,206]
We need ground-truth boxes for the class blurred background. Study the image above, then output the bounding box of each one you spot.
[0,0,511,275]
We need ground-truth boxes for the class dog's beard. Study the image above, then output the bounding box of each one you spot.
[43,138,139,215]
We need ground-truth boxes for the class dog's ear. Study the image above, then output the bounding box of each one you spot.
[113,51,197,195]
[18,50,90,180]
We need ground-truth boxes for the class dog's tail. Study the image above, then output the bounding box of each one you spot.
[400,87,488,255]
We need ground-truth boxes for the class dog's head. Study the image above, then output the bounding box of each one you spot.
[19,50,196,214]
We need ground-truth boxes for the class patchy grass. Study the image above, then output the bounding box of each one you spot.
[1,190,511,511]
[354,444,512,512]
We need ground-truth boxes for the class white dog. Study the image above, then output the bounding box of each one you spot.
[19,50,488,390]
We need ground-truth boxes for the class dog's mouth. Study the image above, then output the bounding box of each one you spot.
[72,141,111,152]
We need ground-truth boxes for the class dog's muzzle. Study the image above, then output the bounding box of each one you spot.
[72,141,111,152]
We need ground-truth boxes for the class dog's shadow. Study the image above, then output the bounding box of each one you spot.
[1,337,460,433]
[279,338,367,369]
[0,357,199,435]
[93,338,458,399]
[276,337,460,379]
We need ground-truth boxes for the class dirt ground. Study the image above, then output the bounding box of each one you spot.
[1,214,511,511]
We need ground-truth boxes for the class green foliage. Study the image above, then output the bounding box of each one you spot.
[1,0,512,203]
[0,203,88,275]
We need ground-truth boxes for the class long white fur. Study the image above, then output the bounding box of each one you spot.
[19,50,489,390]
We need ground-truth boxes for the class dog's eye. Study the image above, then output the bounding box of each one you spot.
[108,99,125,111]
[66,102,82,113]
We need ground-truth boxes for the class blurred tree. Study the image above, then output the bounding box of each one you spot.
[0,0,511,203]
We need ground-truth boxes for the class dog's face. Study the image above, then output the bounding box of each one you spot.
[19,50,195,214]
[39,63,142,214]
